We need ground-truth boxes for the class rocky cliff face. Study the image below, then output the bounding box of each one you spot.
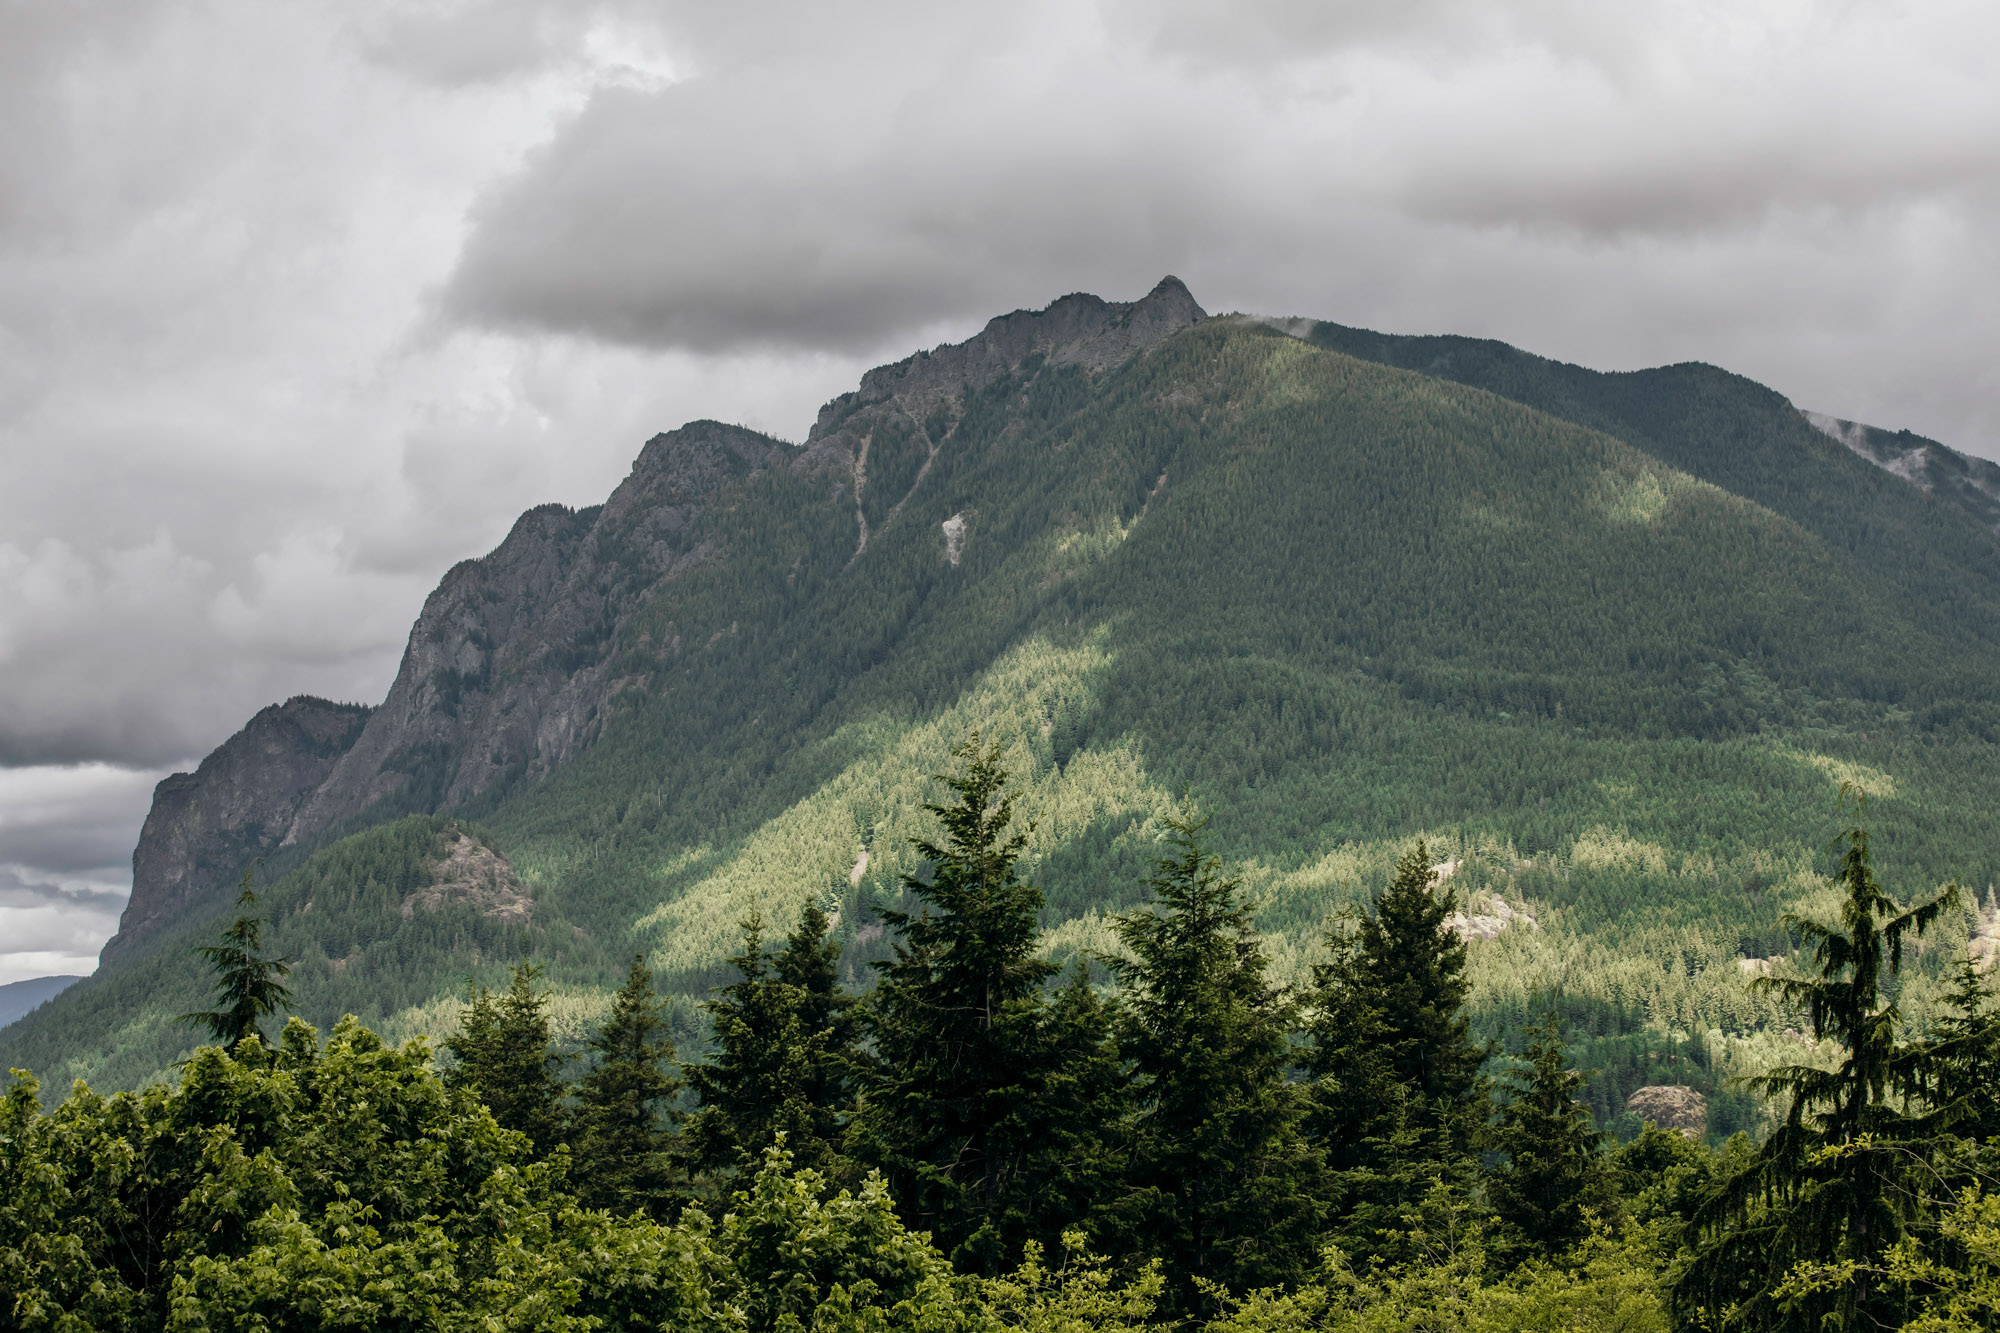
[110,279,1207,955]
[106,696,371,957]
[286,419,789,842]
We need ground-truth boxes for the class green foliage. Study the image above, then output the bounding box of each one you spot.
[1304,843,1488,1259]
[177,871,292,1053]
[0,1018,728,1332]
[571,955,681,1215]
[1487,1017,1616,1258]
[444,962,570,1158]
[1114,804,1322,1306]
[850,739,1065,1269]
[684,905,860,1181]
[1678,817,1961,1330]
[713,1140,974,1333]
[1921,957,2000,1147]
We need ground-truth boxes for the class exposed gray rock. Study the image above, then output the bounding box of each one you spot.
[402,829,531,924]
[809,275,1207,445]
[105,696,370,958]
[288,420,786,842]
[1626,1084,1708,1139]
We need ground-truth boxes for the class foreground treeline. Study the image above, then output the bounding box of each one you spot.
[7,746,2000,1331]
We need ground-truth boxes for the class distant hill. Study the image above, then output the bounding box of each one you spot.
[9,278,1998,1127]
[0,975,83,1031]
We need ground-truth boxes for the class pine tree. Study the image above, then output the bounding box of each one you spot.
[444,961,569,1156]
[686,905,857,1179]
[573,955,682,1215]
[850,737,1057,1271]
[1488,1015,1615,1257]
[1678,815,1960,1332]
[1303,841,1487,1256]
[179,867,292,1053]
[1114,804,1321,1310]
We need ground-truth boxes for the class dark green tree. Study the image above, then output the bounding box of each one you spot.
[1303,841,1487,1255]
[444,961,569,1156]
[1488,1015,1616,1258]
[686,904,858,1179]
[1677,815,1960,1331]
[1922,953,2000,1149]
[573,955,682,1215]
[849,737,1057,1271]
[1113,804,1322,1311]
[178,867,292,1053]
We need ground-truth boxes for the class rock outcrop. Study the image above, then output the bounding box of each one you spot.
[1625,1084,1708,1139]
[402,829,531,924]
[118,279,1209,949]
[105,696,371,958]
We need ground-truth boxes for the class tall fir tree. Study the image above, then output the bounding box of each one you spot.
[1922,954,2000,1149]
[686,904,858,1179]
[573,955,682,1215]
[1113,805,1322,1312]
[179,867,293,1054]
[444,961,569,1156]
[1303,841,1487,1256]
[850,737,1058,1272]
[1488,1015,1616,1258]
[1677,815,1960,1332]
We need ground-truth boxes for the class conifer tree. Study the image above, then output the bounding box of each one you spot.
[1013,964,1131,1253]
[686,904,857,1178]
[1678,815,1960,1332]
[1303,841,1486,1255]
[1352,842,1487,1128]
[573,955,682,1214]
[179,867,292,1053]
[1488,1015,1615,1257]
[1923,954,2000,1148]
[444,961,569,1156]
[1114,805,1321,1309]
[850,737,1057,1271]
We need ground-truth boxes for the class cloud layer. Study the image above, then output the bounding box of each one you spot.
[3,0,1998,976]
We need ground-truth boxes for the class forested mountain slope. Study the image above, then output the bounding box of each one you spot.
[9,281,1999,1110]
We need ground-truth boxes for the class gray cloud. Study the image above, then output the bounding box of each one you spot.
[0,764,156,982]
[441,1,2000,455]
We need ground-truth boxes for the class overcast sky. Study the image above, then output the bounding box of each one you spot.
[2,0,1996,984]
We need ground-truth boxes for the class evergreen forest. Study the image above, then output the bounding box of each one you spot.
[6,743,1999,1331]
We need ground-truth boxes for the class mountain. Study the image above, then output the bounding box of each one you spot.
[10,278,2000,1108]
[1801,409,2000,536]
[0,975,82,1031]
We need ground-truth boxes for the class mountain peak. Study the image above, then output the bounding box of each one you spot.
[809,278,1206,444]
